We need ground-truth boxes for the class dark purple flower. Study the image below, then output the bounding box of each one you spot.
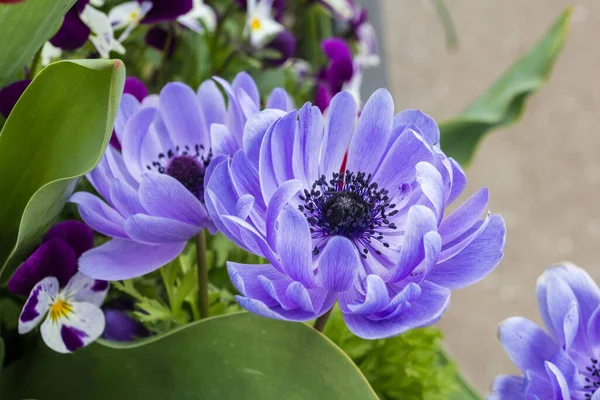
[103,309,150,341]
[235,0,286,21]
[491,263,600,399]
[0,79,31,118]
[141,0,193,24]
[9,221,109,353]
[315,38,354,110]
[265,30,296,67]
[206,89,506,339]
[49,0,91,51]
[70,73,294,280]
[145,27,177,55]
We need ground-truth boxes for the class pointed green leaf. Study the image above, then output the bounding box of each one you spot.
[0,59,125,284]
[0,313,378,399]
[439,8,571,166]
[0,0,76,86]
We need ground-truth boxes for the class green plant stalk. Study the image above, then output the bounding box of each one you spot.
[313,307,333,333]
[439,348,484,400]
[196,230,210,319]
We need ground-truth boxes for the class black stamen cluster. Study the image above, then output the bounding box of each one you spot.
[584,358,600,398]
[147,144,212,200]
[299,170,398,258]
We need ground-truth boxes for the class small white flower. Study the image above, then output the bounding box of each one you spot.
[178,0,217,34]
[322,0,354,21]
[246,0,284,48]
[108,1,153,42]
[80,5,126,58]
[18,272,109,354]
[355,23,381,69]
[41,42,62,67]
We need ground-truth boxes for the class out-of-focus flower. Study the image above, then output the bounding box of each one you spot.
[206,89,506,339]
[80,4,126,58]
[70,73,293,281]
[246,0,285,48]
[110,77,151,151]
[145,27,177,55]
[491,263,600,400]
[320,0,354,21]
[141,0,192,24]
[236,0,286,21]
[265,30,296,67]
[177,0,217,33]
[41,42,62,66]
[0,79,30,119]
[103,309,150,341]
[316,37,353,111]
[8,221,108,353]
[49,0,92,51]
[108,1,153,42]
[355,23,380,69]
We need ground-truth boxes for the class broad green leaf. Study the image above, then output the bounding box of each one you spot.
[0,60,125,284]
[0,0,76,86]
[0,313,378,400]
[439,8,571,166]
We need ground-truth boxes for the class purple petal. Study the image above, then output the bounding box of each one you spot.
[125,214,200,244]
[232,72,260,109]
[122,107,158,180]
[346,89,394,175]
[270,111,297,184]
[49,7,90,51]
[124,77,149,102]
[393,109,440,146]
[265,30,296,67]
[197,80,227,131]
[210,124,238,159]
[316,236,360,292]
[69,192,128,238]
[438,188,489,244]
[489,375,526,400]
[427,214,505,289]
[277,206,315,287]
[78,238,186,280]
[315,83,332,112]
[0,79,30,118]
[447,158,467,204]
[415,162,445,222]
[109,179,145,218]
[265,180,303,247]
[102,309,150,342]
[142,0,192,23]
[243,109,287,167]
[8,239,77,296]
[292,104,324,187]
[266,88,294,111]
[43,220,94,258]
[320,91,356,177]
[544,362,571,399]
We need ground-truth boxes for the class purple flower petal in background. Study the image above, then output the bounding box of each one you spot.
[206,89,506,339]
[145,26,177,55]
[111,77,150,151]
[315,38,354,111]
[0,79,30,119]
[490,263,600,399]
[141,0,193,24]
[265,30,296,67]
[103,309,150,341]
[49,0,91,51]
[71,73,294,280]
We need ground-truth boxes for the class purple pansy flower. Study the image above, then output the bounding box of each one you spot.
[265,30,297,67]
[0,79,30,119]
[103,309,149,341]
[141,0,193,24]
[70,73,294,281]
[205,89,506,339]
[316,38,354,111]
[491,263,600,400]
[8,221,109,353]
[50,0,91,51]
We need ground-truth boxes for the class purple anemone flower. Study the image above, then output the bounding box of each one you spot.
[8,221,109,353]
[0,79,30,119]
[491,263,600,400]
[205,89,506,339]
[141,0,193,24]
[70,73,294,281]
[50,0,91,51]
[316,38,354,111]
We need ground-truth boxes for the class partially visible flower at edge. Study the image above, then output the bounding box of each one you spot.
[0,79,30,119]
[177,0,217,34]
[69,72,294,281]
[205,89,506,339]
[110,76,151,151]
[8,221,109,353]
[102,298,150,341]
[491,263,600,400]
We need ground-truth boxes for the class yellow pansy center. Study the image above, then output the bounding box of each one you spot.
[49,299,72,322]
[250,17,261,31]
[130,11,139,21]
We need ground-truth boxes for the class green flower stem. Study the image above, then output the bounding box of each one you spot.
[313,307,334,333]
[439,348,484,400]
[196,230,210,320]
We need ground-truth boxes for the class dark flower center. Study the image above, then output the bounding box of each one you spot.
[583,358,600,398]
[146,144,212,201]
[299,170,398,258]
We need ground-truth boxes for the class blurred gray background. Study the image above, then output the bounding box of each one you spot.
[365,0,600,393]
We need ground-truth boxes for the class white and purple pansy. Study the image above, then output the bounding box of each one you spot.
[8,221,108,354]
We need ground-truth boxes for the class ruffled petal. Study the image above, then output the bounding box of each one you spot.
[243,109,286,167]
[438,188,489,244]
[392,109,440,145]
[277,206,315,287]
[266,88,293,111]
[78,238,186,280]
[69,192,127,238]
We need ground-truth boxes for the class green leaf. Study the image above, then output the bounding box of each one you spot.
[439,8,571,166]
[0,0,76,86]
[0,337,4,374]
[0,313,378,399]
[0,59,125,284]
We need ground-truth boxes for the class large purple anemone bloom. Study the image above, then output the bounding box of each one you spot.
[70,73,293,281]
[205,89,506,339]
[491,263,600,400]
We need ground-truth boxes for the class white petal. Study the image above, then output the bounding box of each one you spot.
[108,2,142,30]
[81,5,125,57]
[63,272,109,307]
[323,0,354,20]
[178,0,217,33]
[18,277,58,334]
[90,0,105,6]
[41,42,62,67]
[40,301,105,354]
[248,15,284,48]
